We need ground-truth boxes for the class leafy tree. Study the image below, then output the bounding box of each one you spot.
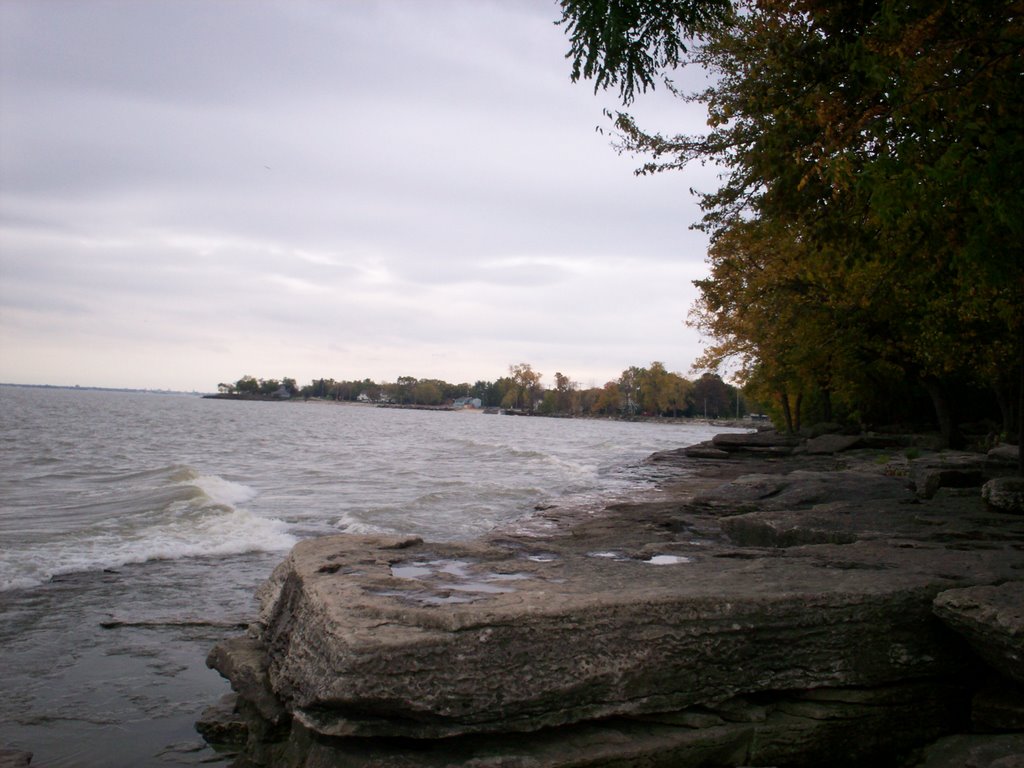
[553,371,581,414]
[618,365,644,414]
[592,381,623,415]
[413,380,444,405]
[235,375,260,395]
[664,371,693,417]
[258,378,281,396]
[569,0,1023,454]
[558,0,731,104]
[688,372,733,420]
[393,376,418,404]
[508,363,544,412]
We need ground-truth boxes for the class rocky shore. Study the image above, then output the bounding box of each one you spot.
[198,432,1024,767]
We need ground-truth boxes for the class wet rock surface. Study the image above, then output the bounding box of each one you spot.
[199,435,1024,766]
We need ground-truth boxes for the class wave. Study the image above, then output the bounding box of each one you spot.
[0,467,295,592]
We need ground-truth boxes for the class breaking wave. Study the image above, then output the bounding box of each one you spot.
[0,466,295,592]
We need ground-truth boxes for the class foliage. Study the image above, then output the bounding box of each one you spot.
[220,362,743,420]
[573,0,1023,446]
[557,0,731,103]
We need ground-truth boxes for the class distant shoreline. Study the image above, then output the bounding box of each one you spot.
[0,382,204,396]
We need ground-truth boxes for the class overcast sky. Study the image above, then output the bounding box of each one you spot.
[0,0,717,392]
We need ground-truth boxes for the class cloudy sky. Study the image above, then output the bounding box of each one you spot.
[0,0,717,392]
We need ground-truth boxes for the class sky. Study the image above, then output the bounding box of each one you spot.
[0,0,719,393]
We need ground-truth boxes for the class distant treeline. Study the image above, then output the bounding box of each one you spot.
[217,362,746,419]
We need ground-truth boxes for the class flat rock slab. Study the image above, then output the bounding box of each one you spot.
[696,470,914,510]
[933,582,1024,684]
[913,733,1024,768]
[803,433,865,454]
[211,529,1022,741]
[0,750,32,768]
[235,681,959,768]
[712,431,801,453]
[204,445,1024,765]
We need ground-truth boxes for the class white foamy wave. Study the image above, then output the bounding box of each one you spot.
[333,510,388,536]
[1,508,296,592]
[0,471,294,592]
[190,474,258,507]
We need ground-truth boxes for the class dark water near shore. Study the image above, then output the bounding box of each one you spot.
[0,385,741,766]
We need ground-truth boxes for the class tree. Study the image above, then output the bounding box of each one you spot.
[258,378,281,396]
[235,375,259,395]
[413,380,443,405]
[558,0,731,104]
[592,381,623,415]
[553,371,580,414]
[569,0,1023,453]
[688,373,733,420]
[508,363,544,412]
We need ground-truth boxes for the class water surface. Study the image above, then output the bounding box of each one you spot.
[0,385,740,766]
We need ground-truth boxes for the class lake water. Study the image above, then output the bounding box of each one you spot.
[0,385,740,766]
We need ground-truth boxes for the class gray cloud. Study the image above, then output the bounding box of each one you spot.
[0,0,715,391]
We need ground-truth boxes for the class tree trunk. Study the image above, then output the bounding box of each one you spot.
[993,379,1015,444]
[924,378,964,450]
[779,389,794,434]
[794,391,804,433]
[1018,327,1023,475]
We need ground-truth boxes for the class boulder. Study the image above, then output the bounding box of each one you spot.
[933,582,1024,684]
[984,477,1024,514]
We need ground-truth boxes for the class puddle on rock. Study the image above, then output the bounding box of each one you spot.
[387,559,533,603]
[644,555,692,565]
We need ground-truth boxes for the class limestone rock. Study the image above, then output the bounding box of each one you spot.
[0,749,32,768]
[721,505,861,547]
[195,693,249,746]
[972,677,1024,732]
[913,733,1024,768]
[711,431,801,454]
[989,445,1022,467]
[697,470,913,510]
[201,439,1024,766]
[933,582,1024,684]
[206,682,962,768]
[803,433,864,454]
[230,534,977,741]
[206,636,287,725]
[912,453,988,498]
[984,477,1024,514]
[683,442,732,459]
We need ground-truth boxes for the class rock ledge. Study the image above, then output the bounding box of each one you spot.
[200,436,1024,767]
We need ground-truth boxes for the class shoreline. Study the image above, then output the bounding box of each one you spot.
[197,432,1024,766]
